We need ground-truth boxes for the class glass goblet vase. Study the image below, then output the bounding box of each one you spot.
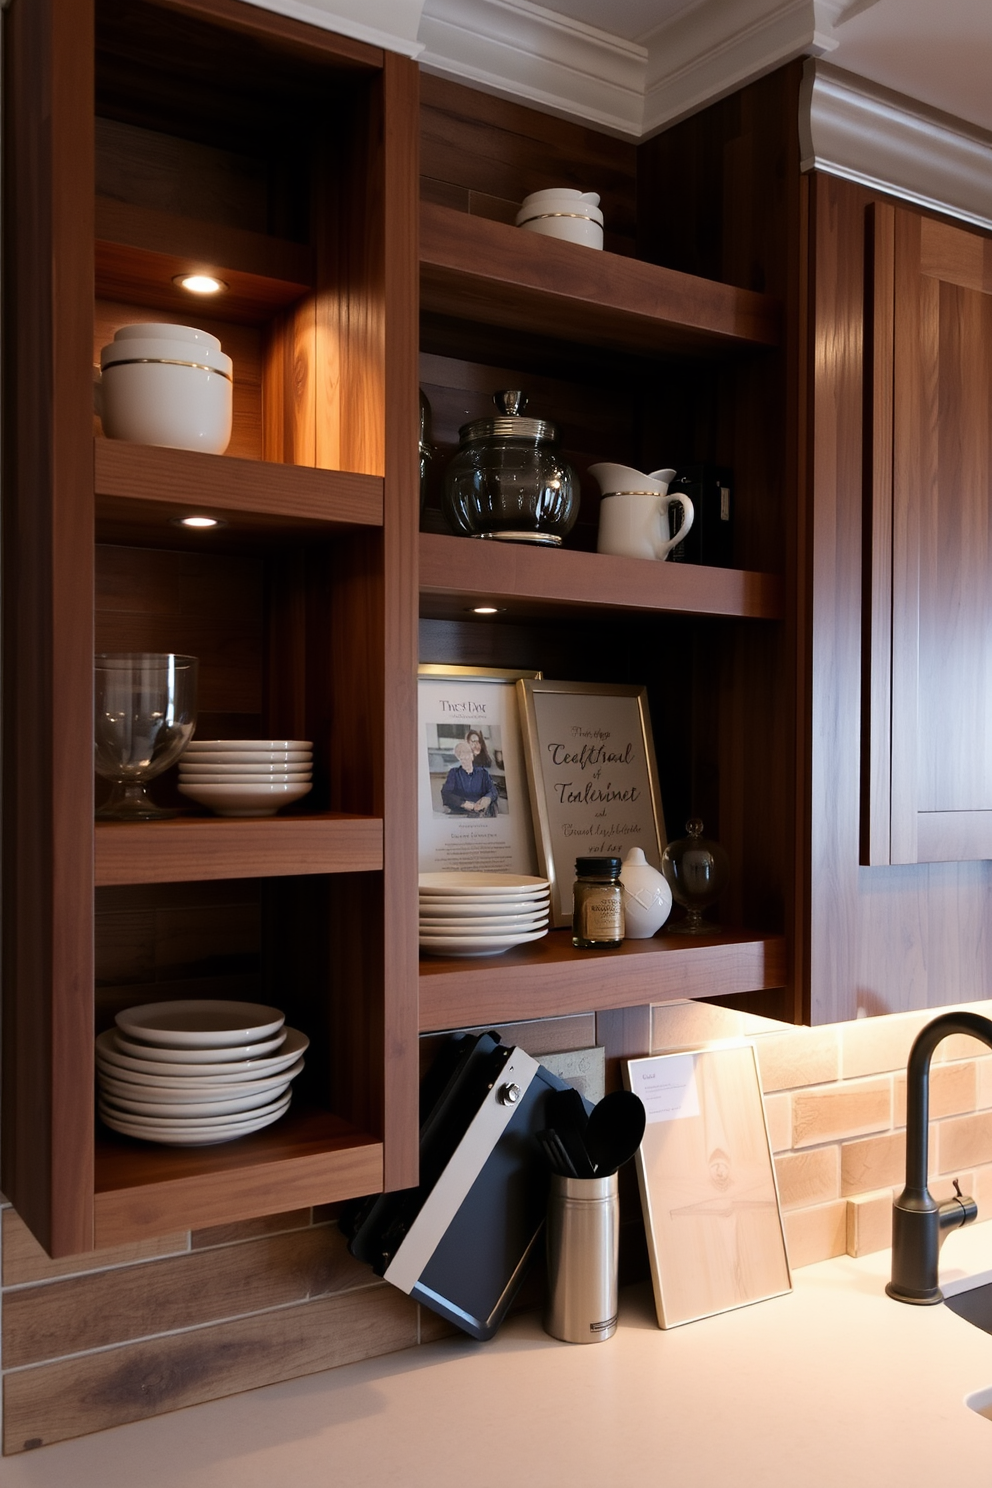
[661,817,730,935]
[95,653,198,820]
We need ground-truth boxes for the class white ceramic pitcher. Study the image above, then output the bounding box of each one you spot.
[590,463,693,562]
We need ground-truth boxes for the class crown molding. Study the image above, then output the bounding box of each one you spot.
[417,0,647,136]
[237,0,426,56]
[801,61,992,233]
[640,0,841,137]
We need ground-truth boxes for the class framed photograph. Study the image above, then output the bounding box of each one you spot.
[625,1044,791,1329]
[517,679,666,927]
[418,666,541,876]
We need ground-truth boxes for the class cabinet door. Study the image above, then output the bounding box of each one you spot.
[863,205,992,865]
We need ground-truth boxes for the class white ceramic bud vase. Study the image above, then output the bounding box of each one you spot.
[620,847,673,938]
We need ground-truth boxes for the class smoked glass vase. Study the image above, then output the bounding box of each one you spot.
[661,818,729,935]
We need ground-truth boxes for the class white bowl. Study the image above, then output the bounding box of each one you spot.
[115,999,285,1048]
[418,873,549,896]
[110,322,223,350]
[419,927,549,957]
[114,1029,287,1064]
[186,739,312,752]
[177,781,312,817]
[95,1027,309,1080]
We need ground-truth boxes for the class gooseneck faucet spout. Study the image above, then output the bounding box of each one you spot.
[887,1011,992,1304]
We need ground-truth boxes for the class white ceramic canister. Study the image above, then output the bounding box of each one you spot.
[96,323,233,454]
[515,189,604,250]
[620,847,673,938]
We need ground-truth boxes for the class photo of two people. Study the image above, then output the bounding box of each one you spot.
[427,723,508,818]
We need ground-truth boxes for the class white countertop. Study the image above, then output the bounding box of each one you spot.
[5,1222,992,1486]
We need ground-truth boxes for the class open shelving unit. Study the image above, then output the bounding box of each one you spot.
[3,0,419,1257]
[416,201,792,1030]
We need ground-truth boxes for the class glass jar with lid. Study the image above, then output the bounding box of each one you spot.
[441,390,580,545]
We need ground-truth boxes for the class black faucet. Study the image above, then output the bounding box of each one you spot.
[887,1010,992,1304]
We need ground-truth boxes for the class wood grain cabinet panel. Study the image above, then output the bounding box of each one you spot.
[864,205,992,865]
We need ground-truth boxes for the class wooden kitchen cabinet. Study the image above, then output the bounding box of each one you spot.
[863,204,992,866]
[2,0,419,1256]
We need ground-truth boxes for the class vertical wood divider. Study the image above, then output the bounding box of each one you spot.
[380,52,421,1189]
[2,0,96,1255]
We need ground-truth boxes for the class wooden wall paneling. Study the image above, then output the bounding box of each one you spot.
[861,203,895,865]
[419,73,637,253]
[313,81,384,476]
[262,297,317,466]
[1,0,97,1256]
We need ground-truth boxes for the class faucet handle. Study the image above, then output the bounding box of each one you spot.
[953,1178,963,1199]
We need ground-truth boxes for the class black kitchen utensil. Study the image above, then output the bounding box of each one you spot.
[536,1127,578,1178]
[546,1087,595,1177]
[584,1090,646,1176]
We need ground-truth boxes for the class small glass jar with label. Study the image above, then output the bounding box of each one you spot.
[572,856,624,949]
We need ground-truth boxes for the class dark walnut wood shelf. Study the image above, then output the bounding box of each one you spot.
[94,439,384,543]
[420,203,782,358]
[93,1106,382,1245]
[96,197,313,326]
[95,813,383,887]
[419,928,786,1030]
[419,532,784,622]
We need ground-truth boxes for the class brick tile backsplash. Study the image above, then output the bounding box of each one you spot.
[774,1146,840,1210]
[936,1110,992,1173]
[782,1200,847,1269]
[791,1077,892,1148]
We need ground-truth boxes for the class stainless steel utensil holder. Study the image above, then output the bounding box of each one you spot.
[544,1172,619,1343]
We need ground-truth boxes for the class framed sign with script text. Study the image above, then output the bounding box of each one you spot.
[517,679,666,926]
[418,666,541,876]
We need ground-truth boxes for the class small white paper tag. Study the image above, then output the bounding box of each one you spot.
[629,1053,700,1123]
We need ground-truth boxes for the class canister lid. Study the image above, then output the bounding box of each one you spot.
[575,855,622,878]
[458,390,557,443]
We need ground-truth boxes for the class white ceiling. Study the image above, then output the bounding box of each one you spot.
[536,0,992,135]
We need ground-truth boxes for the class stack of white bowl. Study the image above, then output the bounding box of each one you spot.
[178,739,312,817]
[419,872,551,957]
[96,1000,309,1146]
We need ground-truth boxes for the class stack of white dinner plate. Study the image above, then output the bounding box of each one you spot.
[177,739,313,817]
[419,872,551,957]
[96,1000,309,1145]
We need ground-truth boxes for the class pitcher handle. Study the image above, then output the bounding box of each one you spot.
[655,494,693,560]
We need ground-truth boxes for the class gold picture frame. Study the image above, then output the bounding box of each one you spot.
[516,679,666,927]
[625,1043,791,1328]
[418,665,541,877]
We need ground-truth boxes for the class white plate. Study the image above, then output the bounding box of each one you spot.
[177,781,312,817]
[181,751,312,766]
[419,872,549,896]
[419,915,549,932]
[186,740,311,752]
[114,1029,286,1063]
[413,892,547,916]
[115,999,285,1048]
[419,927,549,957]
[100,1081,291,1119]
[179,772,312,784]
[99,1094,292,1146]
[97,1058,305,1101]
[99,1090,291,1130]
[96,1027,308,1079]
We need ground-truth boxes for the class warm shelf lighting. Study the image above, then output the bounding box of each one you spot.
[470,605,504,615]
[173,515,225,529]
[173,273,228,295]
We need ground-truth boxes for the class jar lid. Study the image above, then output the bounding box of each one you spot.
[459,390,556,444]
[575,855,622,877]
[515,189,603,229]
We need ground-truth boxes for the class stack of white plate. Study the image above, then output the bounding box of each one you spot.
[177,740,313,817]
[96,1000,309,1146]
[419,872,551,957]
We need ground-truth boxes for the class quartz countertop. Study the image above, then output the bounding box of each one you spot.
[5,1222,992,1486]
